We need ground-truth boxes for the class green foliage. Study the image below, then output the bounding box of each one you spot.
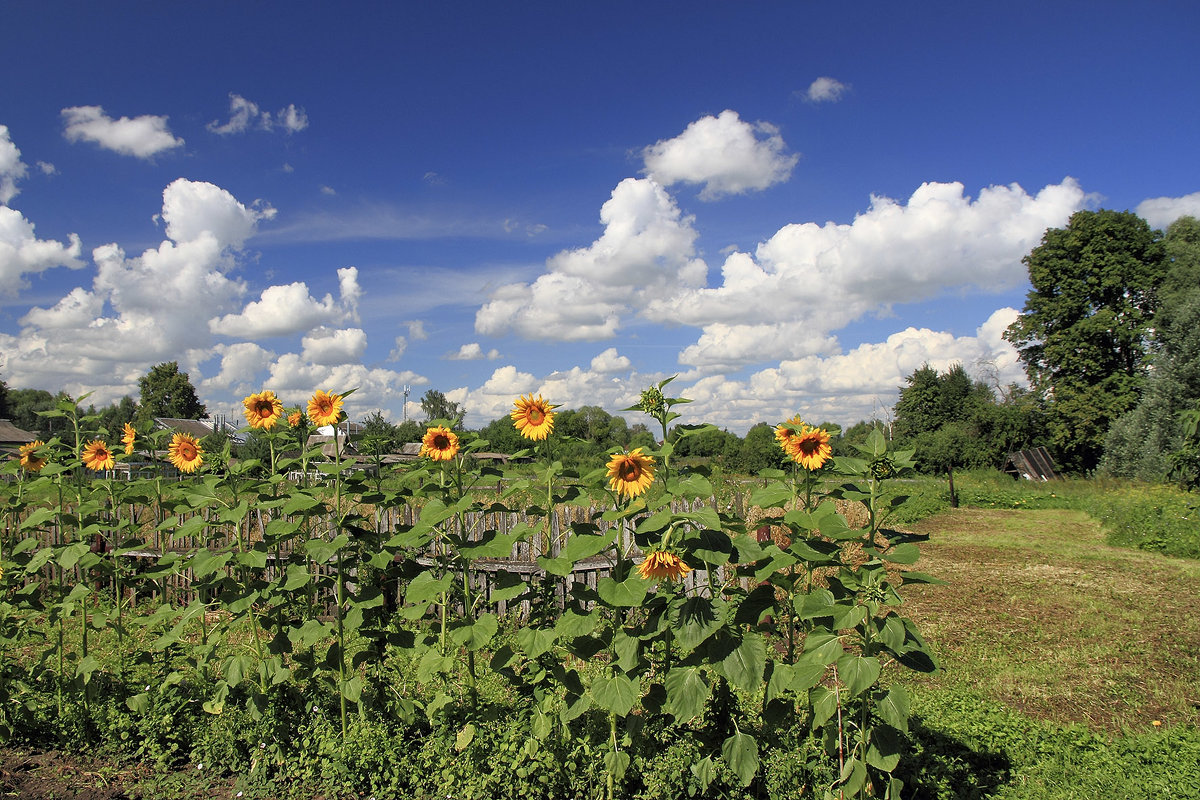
[5,387,57,437]
[136,361,207,424]
[420,388,465,426]
[1090,482,1200,559]
[1103,217,1200,481]
[1005,209,1168,472]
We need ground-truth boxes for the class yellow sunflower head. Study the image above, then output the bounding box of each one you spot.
[243,390,284,430]
[307,390,344,428]
[774,414,806,453]
[81,439,115,472]
[122,422,137,455]
[510,393,556,441]
[18,440,46,473]
[636,550,692,583]
[168,432,204,474]
[606,448,656,499]
[420,425,460,461]
[777,422,835,472]
[288,411,303,428]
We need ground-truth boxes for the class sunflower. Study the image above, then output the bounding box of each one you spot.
[81,439,115,472]
[636,550,692,583]
[168,432,204,474]
[243,390,284,430]
[420,425,459,461]
[288,411,303,428]
[510,394,555,440]
[774,414,806,454]
[18,440,46,473]
[308,390,344,427]
[606,448,656,499]
[122,422,137,455]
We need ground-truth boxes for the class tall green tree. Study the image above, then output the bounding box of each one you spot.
[419,389,465,426]
[1004,209,1168,472]
[1103,216,1200,479]
[136,361,207,425]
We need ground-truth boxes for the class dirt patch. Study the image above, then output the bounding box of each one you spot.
[0,749,238,800]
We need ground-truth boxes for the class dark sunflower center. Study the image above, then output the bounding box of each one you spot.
[433,434,450,449]
[528,408,545,425]
[255,401,274,415]
[619,461,641,481]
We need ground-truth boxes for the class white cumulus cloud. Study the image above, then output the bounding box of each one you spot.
[446,342,499,361]
[301,327,368,365]
[647,177,1086,369]
[0,179,285,404]
[159,178,275,248]
[475,177,706,340]
[804,77,849,103]
[0,125,29,204]
[208,94,310,135]
[642,110,799,200]
[0,206,85,296]
[590,348,631,374]
[61,105,184,159]
[1136,191,1200,229]
[210,266,362,338]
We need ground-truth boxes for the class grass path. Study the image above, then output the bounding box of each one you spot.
[901,507,1200,733]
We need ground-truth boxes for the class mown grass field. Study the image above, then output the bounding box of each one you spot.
[897,504,1200,798]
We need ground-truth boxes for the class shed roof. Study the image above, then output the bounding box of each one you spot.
[0,419,38,445]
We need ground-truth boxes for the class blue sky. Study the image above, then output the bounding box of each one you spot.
[2,1,1199,434]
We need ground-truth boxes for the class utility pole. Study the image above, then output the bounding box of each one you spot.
[402,384,410,422]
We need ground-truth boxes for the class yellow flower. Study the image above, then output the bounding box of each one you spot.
[243,390,284,430]
[307,390,344,427]
[637,550,692,583]
[776,416,832,471]
[18,440,46,473]
[420,426,459,461]
[168,432,204,474]
[122,423,136,455]
[81,439,115,472]
[288,411,303,428]
[510,393,555,440]
[606,448,655,499]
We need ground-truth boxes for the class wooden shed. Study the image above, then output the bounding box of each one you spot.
[1003,446,1063,481]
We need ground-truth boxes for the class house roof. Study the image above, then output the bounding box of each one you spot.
[0,419,38,445]
[153,417,215,439]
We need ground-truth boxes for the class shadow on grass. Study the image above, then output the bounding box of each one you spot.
[898,715,1014,800]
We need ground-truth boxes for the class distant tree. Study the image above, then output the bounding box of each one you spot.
[893,362,1036,496]
[358,411,400,457]
[136,362,207,425]
[893,363,992,443]
[420,389,465,426]
[1004,209,1168,472]
[0,378,9,420]
[477,416,527,454]
[97,396,138,437]
[395,418,423,445]
[7,388,56,437]
[914,423,977,507]
[733,423,788,474]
